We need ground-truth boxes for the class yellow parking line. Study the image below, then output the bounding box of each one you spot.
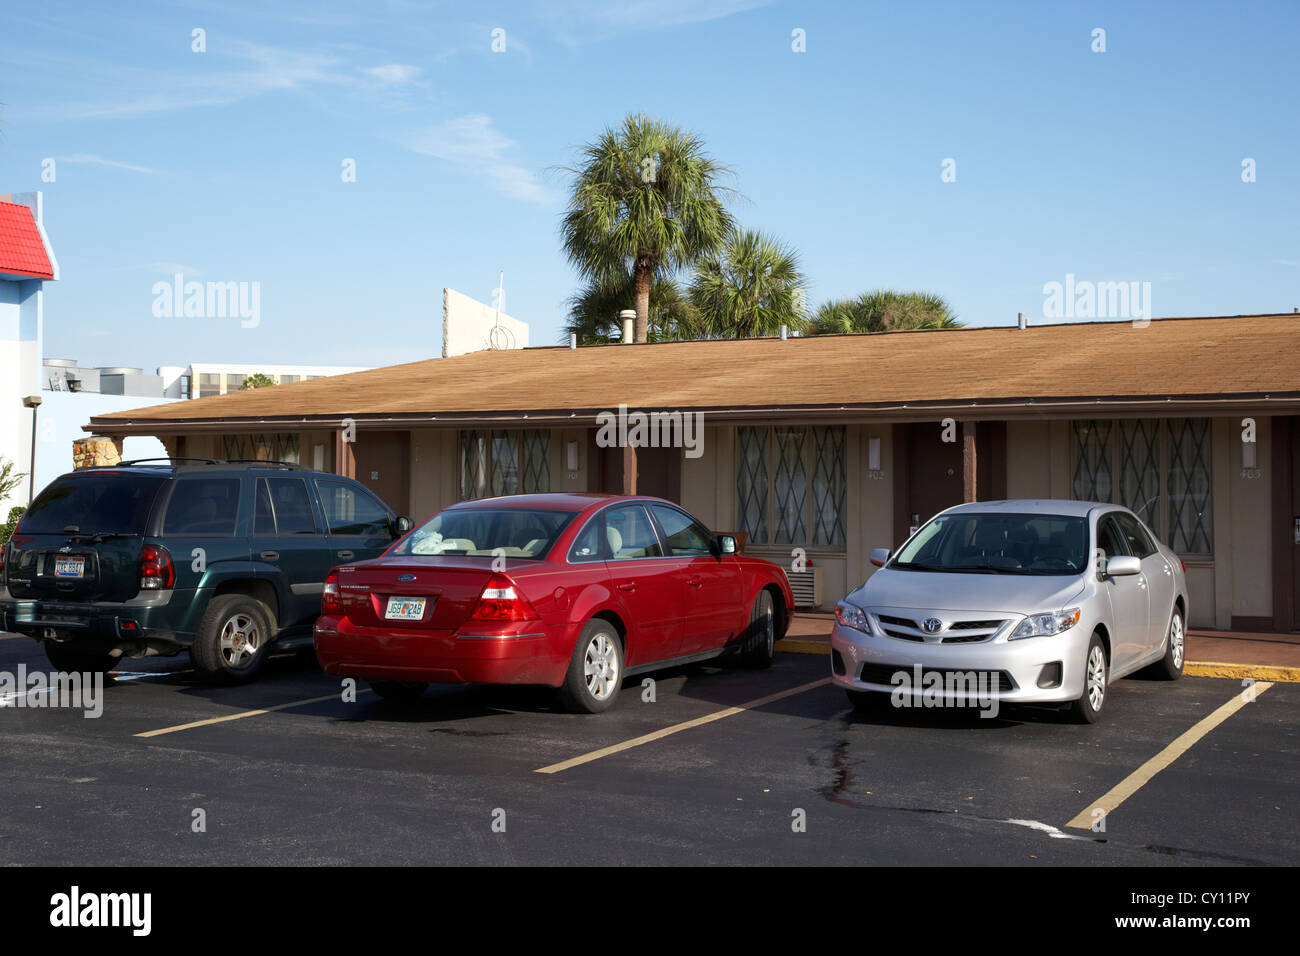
[535,677,831,774]
[1065,682,1274,829]
[135,692,352,738]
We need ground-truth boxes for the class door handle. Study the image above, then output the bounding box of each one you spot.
[687,577,704,587]
[260,551,279,561]
[616,582,638,592]
[337,550,355,560]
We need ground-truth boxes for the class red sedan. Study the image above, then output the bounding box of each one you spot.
[314,493,795,712]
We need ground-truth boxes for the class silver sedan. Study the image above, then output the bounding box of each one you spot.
[830,500,1189,723]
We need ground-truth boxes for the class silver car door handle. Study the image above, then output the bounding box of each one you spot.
[337,550,354,559]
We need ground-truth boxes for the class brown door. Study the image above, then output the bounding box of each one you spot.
[352,431,411,516]
[1292,418,1300,631]
[897,422,964,543]
[635,446,681,503]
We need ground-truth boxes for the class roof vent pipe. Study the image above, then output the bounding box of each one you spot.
[619,310,636,344]
[569,333,577,350]
[780,325,788,341]
[1017,312,1028,330]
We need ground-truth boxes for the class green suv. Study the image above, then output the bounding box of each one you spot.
[0,459,412,683]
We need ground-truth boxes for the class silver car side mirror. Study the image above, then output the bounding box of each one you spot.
[1106,555,1142,577]
[869,548,890,568]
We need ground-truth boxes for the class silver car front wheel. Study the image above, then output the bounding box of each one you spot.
[1069,633,1108,724]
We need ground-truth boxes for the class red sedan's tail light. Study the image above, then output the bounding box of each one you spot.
[322,570,342,615]
[139,544,174,590]
[469,573,539,622]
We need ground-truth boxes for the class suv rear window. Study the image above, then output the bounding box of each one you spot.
[163,478,242,536]
[21,473,166,534]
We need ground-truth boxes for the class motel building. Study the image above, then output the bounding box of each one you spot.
[86,312,1300,633]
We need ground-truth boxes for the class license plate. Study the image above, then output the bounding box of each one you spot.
[384,596,427,621]
[54,557,86,579]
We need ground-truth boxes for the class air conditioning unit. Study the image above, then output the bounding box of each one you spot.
[783,566,823,609]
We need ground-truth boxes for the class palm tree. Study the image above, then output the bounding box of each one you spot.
[806,290,961,334]
[562,275,699,345]
[560,114,735,343]
[687,229,808,339]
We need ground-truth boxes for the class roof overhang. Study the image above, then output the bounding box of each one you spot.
[86,392,1300,436]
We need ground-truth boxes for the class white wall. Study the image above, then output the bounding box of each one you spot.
[0,280,44,516]
[442,287,529,358]
[30,392,170,501]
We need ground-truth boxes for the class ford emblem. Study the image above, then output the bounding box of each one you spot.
[397,574,416,583]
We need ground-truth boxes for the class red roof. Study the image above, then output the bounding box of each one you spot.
[0,201,54,279]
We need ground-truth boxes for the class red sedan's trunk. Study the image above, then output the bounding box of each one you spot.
[336,559,499,631]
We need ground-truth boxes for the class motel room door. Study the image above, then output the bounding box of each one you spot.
[587,437,682,503]
[894,421,1006,547]
[351,431,411,517]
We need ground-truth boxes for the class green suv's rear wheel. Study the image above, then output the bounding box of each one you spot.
[192,594,275,684]
[43,640,119,675]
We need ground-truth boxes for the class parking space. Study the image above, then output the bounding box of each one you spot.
[1,630,1295,866]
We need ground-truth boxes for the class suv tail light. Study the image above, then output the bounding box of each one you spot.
[469,573,539,622]
[140,544,175,590]
[322,570,342,615]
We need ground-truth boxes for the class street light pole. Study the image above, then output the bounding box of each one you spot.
[22,395,42,505]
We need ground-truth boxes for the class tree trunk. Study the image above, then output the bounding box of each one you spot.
[634,262,651,343]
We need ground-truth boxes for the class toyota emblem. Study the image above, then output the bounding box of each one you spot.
[922,618,943,634]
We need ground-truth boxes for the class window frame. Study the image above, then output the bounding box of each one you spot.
[735,425,846,551]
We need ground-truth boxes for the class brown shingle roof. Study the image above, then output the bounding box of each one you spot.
[91,314,1300,432]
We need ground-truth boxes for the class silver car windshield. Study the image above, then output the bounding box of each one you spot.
[891,513,1089,575]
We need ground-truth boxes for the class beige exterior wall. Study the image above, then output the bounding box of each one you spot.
[150,411,1289,630]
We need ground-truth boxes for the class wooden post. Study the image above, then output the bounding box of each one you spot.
[962,420,977,503]
[622,443,637,495]
[334,429,356,479]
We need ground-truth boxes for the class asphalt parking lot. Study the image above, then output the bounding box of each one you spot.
[1,630,1295,867]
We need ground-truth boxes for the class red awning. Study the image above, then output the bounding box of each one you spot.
[0,201,54,279]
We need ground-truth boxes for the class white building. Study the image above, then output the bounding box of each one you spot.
[0,192,58,515]
[166,363,373,399]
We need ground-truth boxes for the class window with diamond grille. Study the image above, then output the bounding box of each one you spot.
[1166,418,1212,554]
[220,433,299,463]
[735,425,844,549]
[773,428,807,544]
[736,427,769,543]
[811,426,845,546]
[1070,417,1213,557]
[1118,419,1160,527]
[1071,420,1112,501]
[460,430,549,500]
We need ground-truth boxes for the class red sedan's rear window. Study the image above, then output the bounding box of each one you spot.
[390,508,578,560]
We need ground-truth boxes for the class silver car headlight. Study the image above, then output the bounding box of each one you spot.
[1009,607,1081,640]
[835,602,869,634]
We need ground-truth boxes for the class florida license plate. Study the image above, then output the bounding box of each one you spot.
[384,596,427,621]
[54,557,86,579]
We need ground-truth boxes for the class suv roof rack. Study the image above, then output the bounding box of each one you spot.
[220,459,306,470]
[109,458,222,467]
[92,457,307,471]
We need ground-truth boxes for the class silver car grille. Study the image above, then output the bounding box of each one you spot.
[870,612,1009,644]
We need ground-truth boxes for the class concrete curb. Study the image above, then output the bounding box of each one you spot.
[774,641,1300,683]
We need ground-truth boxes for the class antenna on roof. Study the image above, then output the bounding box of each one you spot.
[487,270,514,350]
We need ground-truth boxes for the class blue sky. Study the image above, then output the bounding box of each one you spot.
[1,0,1297,371]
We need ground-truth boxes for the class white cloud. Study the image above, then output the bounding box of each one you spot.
[538,0,772,38]
[53,154,161,174]
[364,63,422,85]
[406,114,550,204]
